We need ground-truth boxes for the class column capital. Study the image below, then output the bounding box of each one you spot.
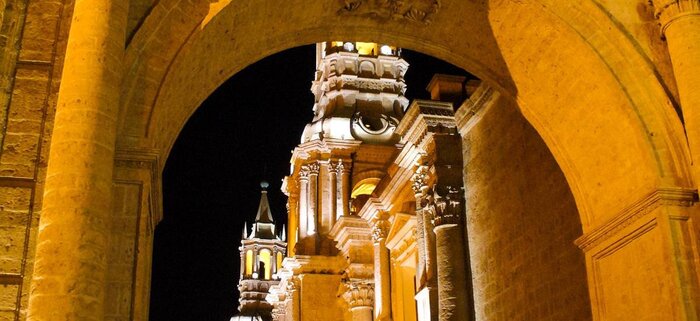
[371,214,391,242]
[299,165,310,180]
[328,159,340,172]
[342,280,375,309]
[431,185,465,227]
[307,162,320,175]
[650,0,700,36]
[337,159,352,174]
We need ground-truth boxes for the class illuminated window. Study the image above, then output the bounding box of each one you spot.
[259,249,272,280]
[276,251,283,271]
[356,42,377,55]
[245,250,253,276]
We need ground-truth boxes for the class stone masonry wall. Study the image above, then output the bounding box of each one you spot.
[463,96,592,321]
[0,0,71,319]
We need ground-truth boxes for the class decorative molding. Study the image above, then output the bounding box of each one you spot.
[575,187,697,251]
[397,99,457,153]
[342,280,375,308]
[338,0,441,24]
[650,0,700,36]
[455,83,498,136]
[344,78,404,93]
[389,231,417,263]
[113,148,163,227]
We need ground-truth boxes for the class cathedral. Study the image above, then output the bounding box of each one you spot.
[265,41,476,321]
[1,1,700,321]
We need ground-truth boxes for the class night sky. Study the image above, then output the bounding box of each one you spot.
[149,44,470,321]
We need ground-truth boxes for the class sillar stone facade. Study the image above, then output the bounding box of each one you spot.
[0,1,699,321]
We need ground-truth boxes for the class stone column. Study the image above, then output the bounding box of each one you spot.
[240,250,246,278]
[652,0,700,179]
[328,160,338,227]
[338,161,351,217]
[308,162,320,234]
[27,0,128,320]
[431,186,471,321]
[253,248,259,277]
[272,250,277,276]
[342,281,375,321]
[372,213,393,321]
[298,167,310,239]
[412,165,439,320]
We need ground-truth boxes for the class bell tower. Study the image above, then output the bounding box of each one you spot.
[232,182,287,321]
[271,42,410,321]
[285,41,409,256]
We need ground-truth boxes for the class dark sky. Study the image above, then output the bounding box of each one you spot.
[149,44,471,321]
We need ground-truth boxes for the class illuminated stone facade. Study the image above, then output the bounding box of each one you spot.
[1,1,699,321]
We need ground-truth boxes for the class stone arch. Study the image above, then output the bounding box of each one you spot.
[119,0,693,233]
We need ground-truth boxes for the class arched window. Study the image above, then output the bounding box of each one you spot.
[276,251,283,272]
[245,250,253,276]
[258,249,272,280]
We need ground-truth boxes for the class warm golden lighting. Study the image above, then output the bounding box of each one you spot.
[245,250,253,276]
[276,252,283,272]
[259,249,272,280]
[351,178,380,198]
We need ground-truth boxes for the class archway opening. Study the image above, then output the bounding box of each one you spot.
[149,44,497,320]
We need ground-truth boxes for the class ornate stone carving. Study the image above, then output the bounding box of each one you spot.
[431,185,465,226]
[344,78,404,93]
[299,165,310,180]
[371,218,391,242]
[342,280,375,308]
[338,0,441,24]
[328,159,340,172]
[650,0,700,35]
[411,164,430,197]
[307,162,320,175]
[336,160,352,174]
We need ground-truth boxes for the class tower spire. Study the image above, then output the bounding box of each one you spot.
[255,181,274,223]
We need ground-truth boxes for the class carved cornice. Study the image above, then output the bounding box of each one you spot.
[575,187,697,251]
[650,0,700,36]
[397,99,457,153]
[291,139,362,163]
[293,255,346,274]
[338,0,440,25]
[342,280,375,308]
[389,230,417,263]
[114,148,163,228]
[455,83,498,136]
